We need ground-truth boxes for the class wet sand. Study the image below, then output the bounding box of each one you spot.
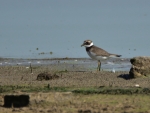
[0,57,133,87]
[0,57,148,88]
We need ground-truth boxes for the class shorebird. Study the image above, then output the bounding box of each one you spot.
[81,40,121,71]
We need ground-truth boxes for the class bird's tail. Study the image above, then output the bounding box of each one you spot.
[109,54,122,57]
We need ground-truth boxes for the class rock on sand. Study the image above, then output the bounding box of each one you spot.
[129,56,150,78]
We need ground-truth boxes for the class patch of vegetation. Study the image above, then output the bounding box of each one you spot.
[33,86,69,92]
[72,87,150,95]
[1,85,150,95]
[0,85,69,93]
[54,69,68,74]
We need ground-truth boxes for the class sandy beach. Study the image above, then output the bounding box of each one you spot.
[0,58,150,113]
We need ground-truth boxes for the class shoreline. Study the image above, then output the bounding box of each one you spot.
[0,57,131,71]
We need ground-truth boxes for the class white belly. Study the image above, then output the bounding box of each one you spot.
[87,51,107,60]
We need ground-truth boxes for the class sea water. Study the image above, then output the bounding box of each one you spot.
[0,1,150,59]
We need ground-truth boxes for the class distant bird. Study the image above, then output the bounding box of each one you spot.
[81,40,121,71]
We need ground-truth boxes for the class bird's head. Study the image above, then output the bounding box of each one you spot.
[81,40,93,47]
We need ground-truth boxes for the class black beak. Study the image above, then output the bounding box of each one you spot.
[81,43,84,47]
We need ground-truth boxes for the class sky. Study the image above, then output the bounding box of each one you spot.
[0,0,150,58]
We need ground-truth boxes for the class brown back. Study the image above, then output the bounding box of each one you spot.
[86,45,110,56]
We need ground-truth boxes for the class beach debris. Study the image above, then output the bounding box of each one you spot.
[135,84,140,87]
[37,73,52,80]
[17,63,22,65]
[30,63,33,74]
[37,61,41,64]
[129,56,150,78]
[111,68,115,73]
[47,84,50,88]
[37,72,59,81]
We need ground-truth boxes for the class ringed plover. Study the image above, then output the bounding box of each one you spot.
[81,40,121,71]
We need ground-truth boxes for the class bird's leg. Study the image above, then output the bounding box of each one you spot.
[97,60,101,71]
